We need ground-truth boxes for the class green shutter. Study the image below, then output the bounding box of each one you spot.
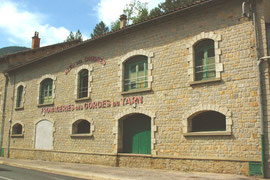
[123,115,151,154]
[195,40,215,81]
[40,79,53,104]
[124,56,148,91]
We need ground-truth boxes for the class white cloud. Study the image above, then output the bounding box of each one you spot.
[96,0,164,26]
[0,0,71,47]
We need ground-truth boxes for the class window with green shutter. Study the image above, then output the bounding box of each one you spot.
[40,78,53,104]
[194,39,215,81]
[124,56,148,91]
[16,85,23,108]
[78,69,89,98]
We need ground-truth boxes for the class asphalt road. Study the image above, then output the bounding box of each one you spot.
[0,164,87,180]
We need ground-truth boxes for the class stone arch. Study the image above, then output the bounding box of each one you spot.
[118,49,154,92]
[186,31,223,82]
[183,104,232,135]
[114,109,157,155]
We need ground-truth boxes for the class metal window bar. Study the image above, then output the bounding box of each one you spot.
[79,87,88,98]
[124,76,148,86]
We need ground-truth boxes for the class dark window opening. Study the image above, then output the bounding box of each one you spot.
[191,111,226,132]
[266,24,270,56]
[78,69,88,98]
[124,56,148,91]
[72,120,90,134]
[16,85,23,107]
[194,39,215,81]
[12,123,23,135]
[40,78,53,104]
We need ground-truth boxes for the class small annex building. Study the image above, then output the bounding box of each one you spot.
[0,0,270,177]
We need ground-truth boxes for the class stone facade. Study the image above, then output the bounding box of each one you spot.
[0,0,270,177]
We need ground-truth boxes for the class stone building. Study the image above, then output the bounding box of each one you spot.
[0,0,270,177]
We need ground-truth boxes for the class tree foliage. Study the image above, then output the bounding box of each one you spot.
[103,0,199,36]
[65,30,83,42]
[111,20,120,31]
[90,21,109,39]
[158,0,196,13]
[123,0,149,24]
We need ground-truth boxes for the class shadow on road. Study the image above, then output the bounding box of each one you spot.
[0,167,11,172]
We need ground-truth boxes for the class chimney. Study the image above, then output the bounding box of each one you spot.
[119,14,127,29]
[32,31,40,49]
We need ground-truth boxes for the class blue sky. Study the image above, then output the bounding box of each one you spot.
[0,0,164,48]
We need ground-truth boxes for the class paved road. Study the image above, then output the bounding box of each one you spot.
[0,164,87,180]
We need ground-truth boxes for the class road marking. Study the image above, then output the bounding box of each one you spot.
[0,176,14,180]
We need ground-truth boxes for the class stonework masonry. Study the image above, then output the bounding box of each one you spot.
[0,0,270,177]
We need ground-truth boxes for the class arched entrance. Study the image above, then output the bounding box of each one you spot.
[120,113,151,154]
[35,120,53,150]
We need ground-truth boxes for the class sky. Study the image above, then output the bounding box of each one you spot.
[0,0,164,48]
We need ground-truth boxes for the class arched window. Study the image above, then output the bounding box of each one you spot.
[78,69,89,98]
[190,111,226,132]
[16,85,23,108]
[40,78,53,104]
[72,119,91,134]
[124,56,148,91]
[194,39,215,81]
[12,123,23,135]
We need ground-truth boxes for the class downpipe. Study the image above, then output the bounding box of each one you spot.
[252,0,267,177]
[0,73,9,157]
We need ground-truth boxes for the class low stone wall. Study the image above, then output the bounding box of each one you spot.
[5,148,255,176]
[117,154,249,175]
[8,148,116,166]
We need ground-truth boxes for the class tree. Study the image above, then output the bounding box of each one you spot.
[123,0,148,25]
[149,7,162,18]
[75,30,83,41]
[65,32,75,42]
[90,21,109,39]
[111,20,120,31]
[65,30,83,42]
[158,0,196,13]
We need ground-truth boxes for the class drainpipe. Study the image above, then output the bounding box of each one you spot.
[0,73,9,157]
[252,1,266,178]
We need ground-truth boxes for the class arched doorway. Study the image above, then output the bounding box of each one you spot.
[120,113,151,154]
[35,120,53,150]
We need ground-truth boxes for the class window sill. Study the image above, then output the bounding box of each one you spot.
[121,87,152,95]
[37,102,54,107]
[11,134,24,138]
[189,77,221,86]
[70,134,92,137]
[75,97,91,102]
[15,107,24,111]
[183,131,231,136]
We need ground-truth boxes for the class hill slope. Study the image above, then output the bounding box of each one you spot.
[0,46,30,56]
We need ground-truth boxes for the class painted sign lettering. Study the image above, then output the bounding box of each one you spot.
[41,96,143,114]
[64,56,106,75]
